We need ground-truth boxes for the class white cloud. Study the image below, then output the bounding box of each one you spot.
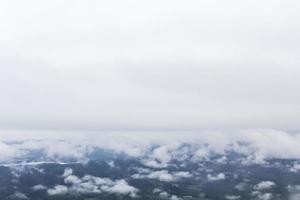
[143,144,180,168]
[173,171,192,178]
[62,168,73,177]
[133,170,174,182]
[32,184,47,191]
[251,191,273,200]
[259,193,273,200]
[132,170,191,182]
[2,129,300,165]
[11,192,28,199]
[290,163,300,172]
[0,1,300,131]
[159,191,169,198]
[8,164,44,179]
[103,180,138,197]
[156,190,181,200]
[254,181,275,190]
[48,167,139,197]
[153,188,162,193]
[207,173,225,181]
[64,175,82,184]
[225,195,240,200]
[192,148,210,161]
[288,185,300,200]
[107,160,115,168]
[147,170,175,182]
[0,142,21,162]
[288,185,300,192]
[235,183,247,191]
[170,195,181,200]
[47,185,68,195]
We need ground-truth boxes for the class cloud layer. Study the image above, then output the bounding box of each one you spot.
[1,129,300,166]
[0,0,300,131]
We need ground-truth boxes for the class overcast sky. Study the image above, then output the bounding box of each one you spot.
[0,0,300,132]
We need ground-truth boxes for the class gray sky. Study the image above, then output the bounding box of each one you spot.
[0,0,300,131]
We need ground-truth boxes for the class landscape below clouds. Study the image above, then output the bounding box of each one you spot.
[0,130,300,199]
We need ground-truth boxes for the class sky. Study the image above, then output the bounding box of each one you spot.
[0,0,300,132]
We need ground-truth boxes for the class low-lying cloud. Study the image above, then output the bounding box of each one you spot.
[2,129,300,165]
[47,168,138,197]
[132,170,192,182]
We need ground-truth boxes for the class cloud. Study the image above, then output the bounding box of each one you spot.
[143,145,174,168]
[288,185,300,200]
[47,185,68,195]
[0,142,20,162]
[159,191,170,198]
[192,148,210,161]
[47,167,139,197]
[32,184,47,191]
[290,193,300,200]
[62,168,73,177]
[235,183,247,191]
[2,129,300,166]
[107,161,115,168]
[290,163,300,172]
[10,192,28,199]
[170,195,181,200]
[251,191,273,200]
[207,173,225,181]
[173,171,192,178]
[8,164,44,179]
[132,170,192,182]
[254,181,275,190]
[0,1,300,131]
[225,195,240,200]
[103,180,138,197]
[154,189,181,200]
[64,175,82,185]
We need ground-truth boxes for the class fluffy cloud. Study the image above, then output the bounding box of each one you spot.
[103,180,138,197]
[62,168,73,177]
[235,183,247,191]
[8,164,44,180]
[132,170,191,182]
[142,144,179,168]
[0,142,21,162]
[153,189,181,200]
[290,163,300,172]
[207,173,225,181]
[251,191,273,200]
[2,129,300,166]
[10,192,28,199]
[47,168,138,197]
[288,185,300,200]
[48,185,68,195]
[192,148,210,161]
[225,195,240,200]
[170,195,181,200]
[254,181,275,190]
[32,184,47,191]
